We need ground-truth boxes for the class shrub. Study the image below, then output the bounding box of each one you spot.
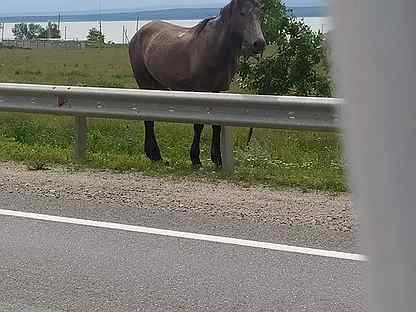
[239,0,333,97]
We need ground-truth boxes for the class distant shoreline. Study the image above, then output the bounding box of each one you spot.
[0,7,327,23]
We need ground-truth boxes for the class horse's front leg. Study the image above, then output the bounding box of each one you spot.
[211,125,222,167]
[144,120,162,161]
[190,124,204,168]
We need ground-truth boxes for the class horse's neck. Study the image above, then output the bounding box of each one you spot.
[201,17,240,71]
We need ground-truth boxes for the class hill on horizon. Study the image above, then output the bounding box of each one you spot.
[0,5,327,23]
[0,0,327,17]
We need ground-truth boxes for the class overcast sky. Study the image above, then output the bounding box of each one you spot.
[0,0,325,15]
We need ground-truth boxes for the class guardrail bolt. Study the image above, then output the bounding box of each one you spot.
[57,96,67,107]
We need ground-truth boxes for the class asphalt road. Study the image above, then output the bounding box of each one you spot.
[0,191,367,312]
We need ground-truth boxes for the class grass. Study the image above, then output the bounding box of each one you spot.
[0,47,347,192]
[0,47,136,88]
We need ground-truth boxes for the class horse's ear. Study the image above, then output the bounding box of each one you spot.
[233,0,242,7]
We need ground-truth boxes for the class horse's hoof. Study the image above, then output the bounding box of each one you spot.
[148,156,162,162]
[145,149,162,162]
[211,156,222,169]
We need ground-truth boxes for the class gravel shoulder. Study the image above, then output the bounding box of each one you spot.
[0,162,358,233]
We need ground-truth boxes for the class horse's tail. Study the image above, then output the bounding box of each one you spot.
[246,128,254,146]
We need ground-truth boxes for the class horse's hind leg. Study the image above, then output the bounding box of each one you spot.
[211,125,222,167]
[190,124,204,168]
[132,66,164,161]
[129,35,165,162]
[144,121,162,161]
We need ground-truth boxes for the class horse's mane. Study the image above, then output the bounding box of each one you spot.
[194,1,234,36]
[194,16,217,35]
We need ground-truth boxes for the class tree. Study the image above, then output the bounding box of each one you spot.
[12,22,61,40]
[39,22,61,39]
[48,22,61,38]
[238,0,333,97]
[87,28,105,46]
[12,23,28,39]
[27,23,44,39]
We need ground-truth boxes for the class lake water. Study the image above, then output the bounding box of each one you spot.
[1,17,331,43]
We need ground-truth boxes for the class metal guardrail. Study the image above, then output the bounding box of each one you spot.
[0,83,344,171]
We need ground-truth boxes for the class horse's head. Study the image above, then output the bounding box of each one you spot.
[230,0,265,56]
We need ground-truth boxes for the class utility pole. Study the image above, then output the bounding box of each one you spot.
[98,0,103,48]
[124,27,129,44]
[136,16,140,32]
[98,0,102,35]
[122,26,129,45]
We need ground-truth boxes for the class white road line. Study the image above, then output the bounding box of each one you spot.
[0,209,367,262]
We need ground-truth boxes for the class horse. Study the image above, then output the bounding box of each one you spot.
[129,0,265,168]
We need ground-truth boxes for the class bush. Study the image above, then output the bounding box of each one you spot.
[239,0,333,97]
[86,28,105,47]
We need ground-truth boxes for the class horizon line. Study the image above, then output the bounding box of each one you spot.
[0,4,327,18]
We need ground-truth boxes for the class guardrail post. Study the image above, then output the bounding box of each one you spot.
[75,116,88,160]
[220,125,234,172]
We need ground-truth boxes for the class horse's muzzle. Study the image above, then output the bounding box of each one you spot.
[242,39,266,56]
[252,39,266,55]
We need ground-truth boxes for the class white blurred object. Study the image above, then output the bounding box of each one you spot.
[330,0,416,311]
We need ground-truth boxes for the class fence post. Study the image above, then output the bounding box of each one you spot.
[75,116,87,160]
[220,125,234,172]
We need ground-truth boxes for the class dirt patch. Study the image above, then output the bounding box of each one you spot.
[0,162,357,232]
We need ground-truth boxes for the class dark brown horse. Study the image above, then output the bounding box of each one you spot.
[129,0,265,167]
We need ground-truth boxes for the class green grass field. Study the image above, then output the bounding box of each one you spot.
[0,47,347,191]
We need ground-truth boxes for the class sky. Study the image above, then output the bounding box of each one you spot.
[0,0,326,16]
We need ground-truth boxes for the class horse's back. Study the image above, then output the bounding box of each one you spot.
[129,22,181,89]
[129,20,232,92]
[144,21,194,51]
[130,20,194,69]
[130,21,196,90]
